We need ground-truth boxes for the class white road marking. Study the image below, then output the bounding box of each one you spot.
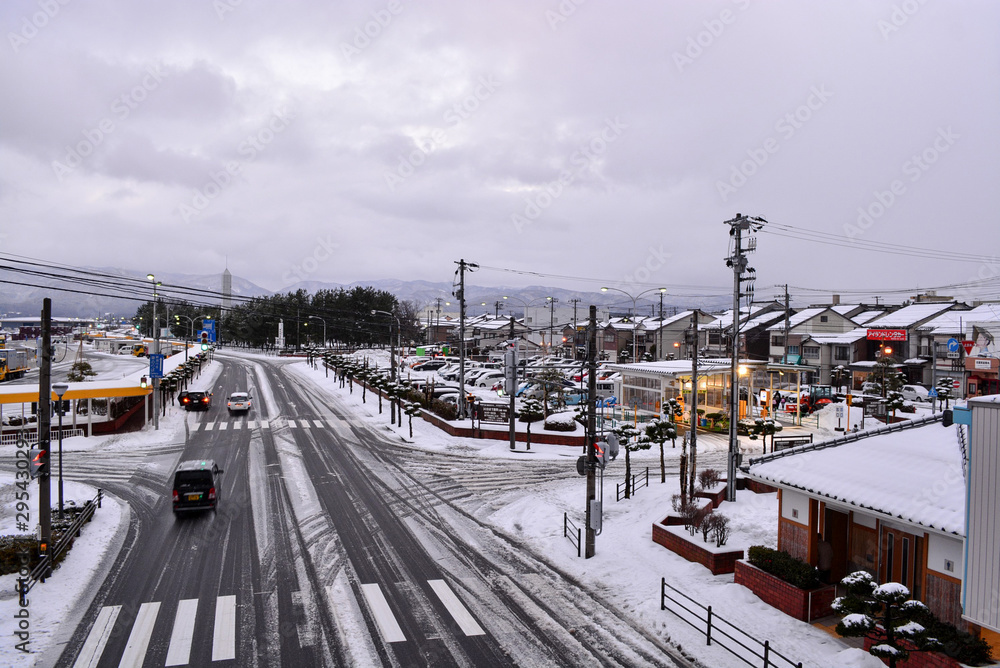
[212,595,237,661]
[247,420,258,429]
[261,420,269,429]
[218,422,228,431]
[205,423,215,431]
[287,419,298,428]
[312,419,324,428]
[164,598,198,666]
[360,583,406,643]
[118,601,160,668]
[428,580,485,636]
[232,421,242,430]
[72,605,120,668]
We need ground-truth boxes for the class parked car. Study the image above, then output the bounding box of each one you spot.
[227,392,252,413]
[475,371,506,387]
[172,459,224,514]
[412,359,447,371]
[901,385,930,402]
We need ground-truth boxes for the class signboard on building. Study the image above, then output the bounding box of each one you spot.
[479,403,510,424]
[975,358,993,370]
[866,329,908,341]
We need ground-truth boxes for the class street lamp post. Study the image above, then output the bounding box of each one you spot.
[146,274,161,430]
[600,286,666,363]
[546,296,559,356]
[371,310,401,382]
[52,382,68,519]
[308,316,328,376]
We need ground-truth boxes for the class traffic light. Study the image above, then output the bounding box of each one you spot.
[140,375,148,389]
[200,331,210,351]
[504,350,517,395]
[28,448,46,478]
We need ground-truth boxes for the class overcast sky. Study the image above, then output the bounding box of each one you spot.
[2,0,998,307]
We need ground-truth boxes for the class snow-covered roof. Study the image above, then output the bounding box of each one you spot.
[851,310,887,325]
[864,303,955,328]
[765,307,829,331]
[917,304,1000,335]
[748,423,965,536]
[831,304,864,316]
[704,305,777,330]
[801,328,869,345]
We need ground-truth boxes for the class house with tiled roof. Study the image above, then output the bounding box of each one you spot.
[743,412,1000,653]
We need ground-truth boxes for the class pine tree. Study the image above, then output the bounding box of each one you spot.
[833,571,940,668]
[611,423,642,498]
[644,418,677,485]
[518,397,544,450]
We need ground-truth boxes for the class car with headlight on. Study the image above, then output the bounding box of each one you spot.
[180,391,212,411]
[227,392,252,414]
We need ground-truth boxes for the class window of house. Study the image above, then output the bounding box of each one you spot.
[820,315,828,323]
[787,345,800,355]
[771,336,784,347]
[708,331,721,345]
[835,346,850,361]
[803,346,820,359]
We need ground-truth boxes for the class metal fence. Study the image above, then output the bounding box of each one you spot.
[616,467,649,501]
[2,428,85,447]
[19,489,103,606]
[660,578,802,668]
[563,512,581,557]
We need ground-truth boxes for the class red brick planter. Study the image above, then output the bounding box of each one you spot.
[862,635,962,668]
[734,560,836,622]
[652,523,744,575]
[694,483,727,509]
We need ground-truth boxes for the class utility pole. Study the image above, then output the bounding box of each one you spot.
[658,291,664,361]
[688,310,699,502]
[723,213,764,503]
[585,305,598,558]
[570,298,581,359]
[782,284,790,364]
[493,300,502,318]
[38,299,52,571]
[454,259,478,420]
[508,316,517,451]
[547,297,559,356]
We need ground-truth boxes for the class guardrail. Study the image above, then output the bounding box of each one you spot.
[563,512,581,558]
[616,467,649,501]
[660,578,802,668]
[18,488,103,606]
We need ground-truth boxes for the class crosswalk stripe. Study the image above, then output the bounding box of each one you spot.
[72,605,121,668]
[232,421,242,430]
[247,420,257,429]
[118,601,160,668]
[212,595,237,661]
[205,423,215,431]
[218,422,228,431]
[261,420,269,429]
[360,583,406,643]
[428,580,485,636]
[164,598,198,666]
[313,419,325,428]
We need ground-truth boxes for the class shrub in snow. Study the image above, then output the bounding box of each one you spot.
[543,411,577,432]
[746,545,821,590]
[699,510,714,542]
[833,570,942,668]
[697,468,721,490]
[706,513,731,547]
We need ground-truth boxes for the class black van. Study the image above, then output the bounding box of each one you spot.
[172,460,223,513]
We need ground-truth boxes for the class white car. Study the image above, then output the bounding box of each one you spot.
[227,392,252,413]
[476,370,506,387]
[901,385,930,402]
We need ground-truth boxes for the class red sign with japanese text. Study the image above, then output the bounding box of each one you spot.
[866,329,908,341]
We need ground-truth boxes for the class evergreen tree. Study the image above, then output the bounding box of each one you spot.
[834,571,940,668]
[644,418,677,485]
[517,397,544,450]
[611,423,642,498]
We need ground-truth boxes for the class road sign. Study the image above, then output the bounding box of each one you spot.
[962,340,974,355]
[835,405,844,419]
[947,338,960,353]
[947,351,960,359]
[149,353,164,379]
[928,388,938,398]
[202,319,217,342]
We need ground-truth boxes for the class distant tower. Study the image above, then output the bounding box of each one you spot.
[222,267,232,311]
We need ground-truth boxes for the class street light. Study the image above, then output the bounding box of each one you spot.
[308,316,328,376]
[880,345,893,398]
[545,296,559,355]
[371,310,401,382]
[600,286,667,363]
[52,382,68,519]
[147,274,161,430]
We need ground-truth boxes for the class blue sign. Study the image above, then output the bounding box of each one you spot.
[149,353,164,379]
[928,388,938,398]
[947,338,960,353]
[202,319,217,342]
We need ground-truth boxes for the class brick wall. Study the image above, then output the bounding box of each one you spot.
[778,517,809,562]
[924,571,963,628]
[418,407,585,446]
[694,485,727,509]
[862,634,961,668]
[744,479,778,494]
[734,560,835,622]
[651,523,744,575]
